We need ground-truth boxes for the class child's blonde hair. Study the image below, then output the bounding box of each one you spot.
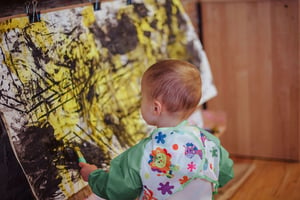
[142,59,201,114]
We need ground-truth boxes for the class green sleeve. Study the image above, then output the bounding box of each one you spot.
[88,137,150,200]
[218,145,234,187]
[199,128,234,187]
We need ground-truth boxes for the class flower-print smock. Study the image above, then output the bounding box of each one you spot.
[88,121,234,200]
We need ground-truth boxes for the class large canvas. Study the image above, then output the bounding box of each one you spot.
[0,0,217,199]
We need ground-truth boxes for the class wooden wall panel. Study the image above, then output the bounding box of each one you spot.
[299,0,300,161]
[201,0,300,160]
[271,0,299,160]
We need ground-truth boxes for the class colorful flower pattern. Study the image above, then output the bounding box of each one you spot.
[155,132,167,144]
[187,161,197,172]
[140,122,220,200]
[157,182,174,195]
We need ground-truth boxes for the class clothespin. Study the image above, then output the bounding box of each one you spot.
[25,1,30,14]
[89,0,101,11]
[26,0,41,23]
[95,0,101,11]
[25,1,31,20]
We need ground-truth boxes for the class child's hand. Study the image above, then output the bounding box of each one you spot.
[79,162,98,181]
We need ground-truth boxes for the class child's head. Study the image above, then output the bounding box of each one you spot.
[141,59,201,126]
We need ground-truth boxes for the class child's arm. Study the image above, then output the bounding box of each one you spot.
[81,138,150,200]
[79,162,98,181]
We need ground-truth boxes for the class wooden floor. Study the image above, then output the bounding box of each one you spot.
[229,157,300,200]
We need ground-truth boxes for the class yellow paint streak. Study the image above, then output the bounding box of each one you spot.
[25,21,54,53]
[81,6,95,27]
[58,167,74,198]
[0,17,29,35]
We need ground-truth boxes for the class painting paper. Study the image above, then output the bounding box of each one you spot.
[0,0,216,199]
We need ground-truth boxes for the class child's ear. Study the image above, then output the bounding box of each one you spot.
[153,100,162,116]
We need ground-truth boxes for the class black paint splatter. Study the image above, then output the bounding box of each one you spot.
[16,123,64,199]
[133,3,148,18]
[14,123,110,199]
[90,13,138,55]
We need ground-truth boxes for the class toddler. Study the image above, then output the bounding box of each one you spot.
[79,59,234,200]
